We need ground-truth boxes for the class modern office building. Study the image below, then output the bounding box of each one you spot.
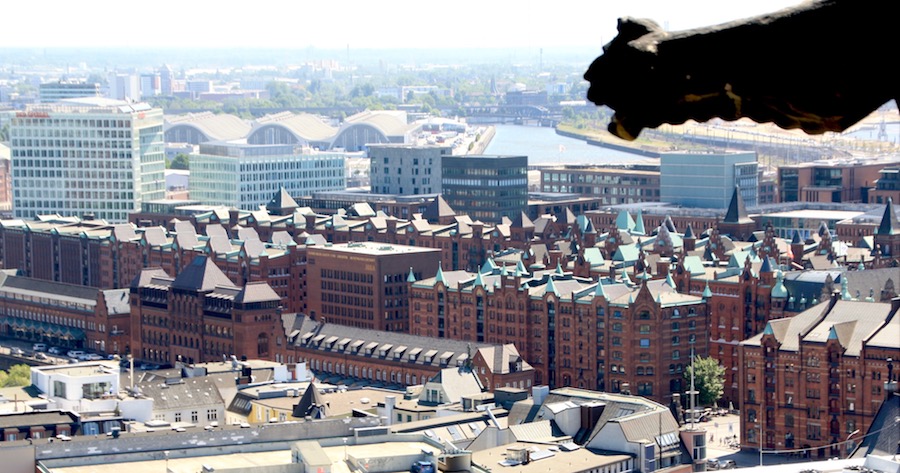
[107,73,141,102]
[660,151,759,209]
[870,166,900,204]
[367,144,449,195]
[441,155,528,224]
[139,73,161,98]
[0,143,11,214]
[189,141,345,210]
[778,157,900,204]
[9,97,165,222]
[38,81,101,103]
[539,165,660,204]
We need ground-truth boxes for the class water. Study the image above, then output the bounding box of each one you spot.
[483,124,657,166]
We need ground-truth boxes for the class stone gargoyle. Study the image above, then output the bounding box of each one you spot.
[584,0,899,141]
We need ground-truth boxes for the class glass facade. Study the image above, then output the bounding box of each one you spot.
[191,143,346,209]
[10,102,165,222]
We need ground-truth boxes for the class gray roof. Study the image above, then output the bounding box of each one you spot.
[171,256,236,292]
[745,299,900,354]
[0,273,98,307]
[0,410,80,430]
[165,112,251,142]
[138,376,225,411]
[287,314,507,371]
[234,282,280,304]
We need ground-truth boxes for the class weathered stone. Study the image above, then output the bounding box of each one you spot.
[584,0,898,140]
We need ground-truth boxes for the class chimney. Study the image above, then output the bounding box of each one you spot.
[384,395,396,426]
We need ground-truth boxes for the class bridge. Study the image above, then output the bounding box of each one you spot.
[461,104,564,127]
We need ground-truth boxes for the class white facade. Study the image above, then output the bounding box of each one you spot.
[9,97,165,222]
[108,73,141,102]
[191,141,345,210]
[30,362,153,421]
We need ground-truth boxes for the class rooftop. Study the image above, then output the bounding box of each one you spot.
[310,241,440,256]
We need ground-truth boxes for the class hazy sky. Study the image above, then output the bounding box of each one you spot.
[3,0,805,49]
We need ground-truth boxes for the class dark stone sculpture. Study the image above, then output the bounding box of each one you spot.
[584,0,899,141]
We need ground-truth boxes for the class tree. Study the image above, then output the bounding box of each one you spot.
[169,153,190,170]
[2,364,32,387]
[684,356,725,406]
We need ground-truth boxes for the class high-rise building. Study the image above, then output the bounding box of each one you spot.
[190,141,345,210]
[441,155,528,224]
[139,73,161,98]
[10,97,165,222]
[38,80,101,103]
[107,73,141,102]
[367,144,449,195]
[660,151,759,209]
[158,65,175,96]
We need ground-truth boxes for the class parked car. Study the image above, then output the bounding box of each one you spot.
[82,354,103,361]
[10,347,24,356]
[32,343,47,352]
[48,346,63,355]
[67,350,85,359]
[707,459,736,470]
[35,352,49,361]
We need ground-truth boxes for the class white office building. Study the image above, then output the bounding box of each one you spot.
[367,144,449,195]
[190,141,345,210]
[10,97,166,222]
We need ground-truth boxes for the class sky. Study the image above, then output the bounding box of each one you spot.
[2,0,807,50]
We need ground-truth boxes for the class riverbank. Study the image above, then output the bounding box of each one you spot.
[466,125,495,155]
[555,124,662,158]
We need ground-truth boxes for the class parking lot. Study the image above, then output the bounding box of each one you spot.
[0,336,108,366]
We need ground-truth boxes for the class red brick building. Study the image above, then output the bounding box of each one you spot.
[130,255,283,366]
[409,263,709,406]
[0,217,309,314]
[277,314,534,392]
[0,273,131,355]
[306,241,441,332]
[739,295,899,458]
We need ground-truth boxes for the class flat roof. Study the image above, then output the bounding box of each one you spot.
[762,209,864,220]
[311,241,439,256]
[471,442,632,473]
[36,362,118,377]
[46,440,437,473]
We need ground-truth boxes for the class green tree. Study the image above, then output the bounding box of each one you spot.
[2,364,32,387]
[169,153,190,170]
[684,356,725,406]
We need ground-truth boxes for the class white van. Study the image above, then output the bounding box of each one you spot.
[32,343,47,352]
[67,350,85,359]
